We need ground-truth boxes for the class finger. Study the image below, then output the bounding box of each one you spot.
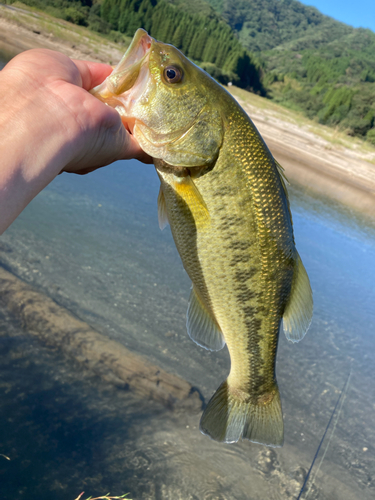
[72,166,103,176]
[72,60,114,90]
[121,133,153,164]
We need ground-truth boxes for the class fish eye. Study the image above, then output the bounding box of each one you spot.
[164,66,183,84]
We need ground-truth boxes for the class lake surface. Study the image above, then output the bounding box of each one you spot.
[1,54,375,500]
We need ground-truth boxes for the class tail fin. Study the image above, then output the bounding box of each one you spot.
[199,381,284,447]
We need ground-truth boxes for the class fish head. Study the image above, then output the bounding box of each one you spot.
[91,29,224,167]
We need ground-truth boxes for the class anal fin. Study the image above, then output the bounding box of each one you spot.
[283,253,313,343]
[186,287,225,351]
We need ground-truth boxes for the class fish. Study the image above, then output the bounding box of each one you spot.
[91,29,313,447]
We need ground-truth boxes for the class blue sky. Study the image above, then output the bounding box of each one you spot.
[298,0,375,32]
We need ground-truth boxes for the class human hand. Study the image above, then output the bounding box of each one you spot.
[2,49,150,173]
[0,49,150,233]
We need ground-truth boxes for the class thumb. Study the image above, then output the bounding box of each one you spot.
[121,131,153,164]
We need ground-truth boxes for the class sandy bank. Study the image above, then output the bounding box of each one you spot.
[2,4,375,219]
[233,92,375,219]
[0,4,124,63]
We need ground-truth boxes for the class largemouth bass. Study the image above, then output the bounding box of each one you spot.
[91,29,313,447]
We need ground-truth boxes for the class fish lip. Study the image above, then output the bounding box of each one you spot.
[91,29,153,99]
[112,28,153,82]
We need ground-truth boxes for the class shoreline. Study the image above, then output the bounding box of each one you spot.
[0,3,126,63]
[231,90,375,220]
[0,265,203,412]
[2,4,375,220]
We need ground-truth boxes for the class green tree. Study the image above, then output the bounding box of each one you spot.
[108,3,121,30]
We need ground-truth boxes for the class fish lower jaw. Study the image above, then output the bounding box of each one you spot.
[119,115,136,135]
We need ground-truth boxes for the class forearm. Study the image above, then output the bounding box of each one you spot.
[0,49,150,234]
[0,79,78,234]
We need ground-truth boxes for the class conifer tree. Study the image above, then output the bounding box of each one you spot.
[126,10,143,35]
[108,2,120,30]
[156,7,174,43]
[100,0,112,22]
[181,17,196,54]
[202,34,218,63]
[70,0,265,93]
[118,9,129,32]
[150,2,166,40]
[171,15,184,48]
[143,1,154,32]
[194,26,210,61]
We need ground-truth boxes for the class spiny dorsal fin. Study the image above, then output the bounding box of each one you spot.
[283,253,313,343]
[186,287,225,351]
[157,185,169,230]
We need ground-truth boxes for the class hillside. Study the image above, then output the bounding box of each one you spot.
[206,0,375,146]
[206,0,353,52]
[3,0,375,145]
[1,2,375,219]
[2,0,265,93]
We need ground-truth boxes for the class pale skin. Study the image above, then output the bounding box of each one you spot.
[0,48,150,235]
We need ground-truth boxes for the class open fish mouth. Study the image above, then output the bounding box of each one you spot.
[90,29,153,115]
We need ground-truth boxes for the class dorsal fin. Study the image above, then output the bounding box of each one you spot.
[275,159,290,191]
[283,253,313,343]
[274,158,293,225]
[186,287,225,351]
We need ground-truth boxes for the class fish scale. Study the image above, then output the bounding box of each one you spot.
[157,109,292,433]
[91,28,313,446]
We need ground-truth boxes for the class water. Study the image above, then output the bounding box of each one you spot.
[1,55,375,500]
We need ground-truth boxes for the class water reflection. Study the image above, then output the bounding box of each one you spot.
[1,54,375,500]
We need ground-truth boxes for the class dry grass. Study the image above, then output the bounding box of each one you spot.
[2,2,374,166]
[74,493,132,500]
[0,2,131,62]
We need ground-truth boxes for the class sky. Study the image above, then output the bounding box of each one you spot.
[298,0,375,32]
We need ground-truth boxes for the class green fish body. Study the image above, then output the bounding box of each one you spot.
[92,29,313,446]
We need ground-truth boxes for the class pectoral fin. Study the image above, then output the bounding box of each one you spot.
[283,253,313,343]
[157,186,169,230]
[172,175,210,230]
[186,287,225,351]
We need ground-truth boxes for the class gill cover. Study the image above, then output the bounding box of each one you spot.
[134,107,223,167]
